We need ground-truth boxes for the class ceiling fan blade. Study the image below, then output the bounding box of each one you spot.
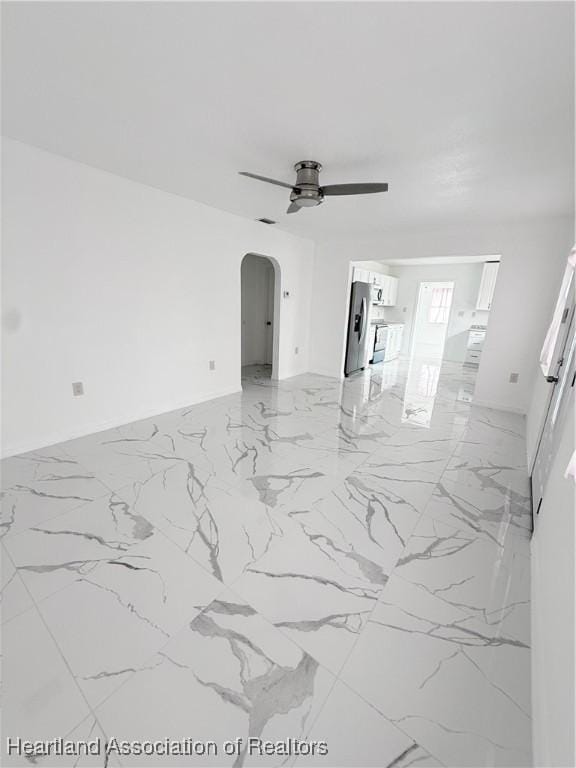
[321,183,389,196]
[239,171,294,190]
[286,202,301,214]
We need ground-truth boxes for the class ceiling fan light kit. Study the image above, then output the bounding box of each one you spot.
[239,161,388,215]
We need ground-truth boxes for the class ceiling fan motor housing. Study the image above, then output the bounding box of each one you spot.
[291,160,324,207]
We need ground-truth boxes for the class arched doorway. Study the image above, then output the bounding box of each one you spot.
[240,253,280,385]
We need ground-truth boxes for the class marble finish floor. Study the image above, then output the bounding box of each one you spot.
[1,356,532,767]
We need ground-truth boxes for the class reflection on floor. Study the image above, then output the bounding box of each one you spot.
[401,344,477,428]
[241,363,272,387]
[1,354,532,767]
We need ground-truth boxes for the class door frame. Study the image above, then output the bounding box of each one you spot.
[409,280,455,358]
[530,275,576,530]
[240,252,281,380]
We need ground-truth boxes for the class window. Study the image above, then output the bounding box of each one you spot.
[428,286,452,324]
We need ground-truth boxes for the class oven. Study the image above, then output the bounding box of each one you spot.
[372,324,388,363]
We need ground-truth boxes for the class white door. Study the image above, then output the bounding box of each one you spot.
[411,281,455,357]
[265,264,275,364]
[531,282,576,523]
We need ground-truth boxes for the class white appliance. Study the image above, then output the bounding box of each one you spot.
[372,324,389,363]
[367,323,377,365]
[369,323,404,364]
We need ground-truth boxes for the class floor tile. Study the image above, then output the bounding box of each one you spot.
[1,451,111,539]
[1,355,532,767]
[347,465,438,524]
[35,532,223,707]
[2,445,79,489]
[96,590,336,766]
[340,576,531,767]
[2,607,91,766]
[232,515,381,675]
[293,679,435,767]
[360,443,452,482]
[116,469,280,584]
[443,446,530,499]
[10,716,121,767]
[1,544,34,622]
[393,515,530,639]
[425,478,532,545]
[57,421,176,492]
[378,424,466,457]
[290,476,422,581]
[4,488,155,602]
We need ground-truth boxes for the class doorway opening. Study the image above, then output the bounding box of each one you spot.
[410,281,455,359]
[241,253,279,386]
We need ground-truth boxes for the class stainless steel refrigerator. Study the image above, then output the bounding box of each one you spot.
[345,281,372,376]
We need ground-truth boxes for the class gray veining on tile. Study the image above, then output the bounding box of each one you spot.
[1,355,532,767]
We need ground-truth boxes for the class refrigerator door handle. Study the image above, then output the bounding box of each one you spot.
[358,298,367,342]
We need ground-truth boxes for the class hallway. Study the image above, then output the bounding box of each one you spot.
[1,354,531,767]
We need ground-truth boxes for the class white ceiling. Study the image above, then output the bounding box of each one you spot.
[2,2,574,241]
[381,255,501,266]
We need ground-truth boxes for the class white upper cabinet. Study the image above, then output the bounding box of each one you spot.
[380,275,398,305]
[476,262,500,311]
[353,267,371,283]
[352,269,398,306]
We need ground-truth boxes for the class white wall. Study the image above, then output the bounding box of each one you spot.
[383,262,489,361]
[309,218,574,412]
[352,260,390,276]
[527,240,575,767]
[530,394,575,767]
[1,139,315,457]
[241,254,274,367]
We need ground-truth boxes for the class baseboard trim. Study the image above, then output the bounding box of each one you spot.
[1,384,241,459]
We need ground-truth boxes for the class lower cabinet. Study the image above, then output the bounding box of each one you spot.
[464,325,487,367]
[383,324,404,361]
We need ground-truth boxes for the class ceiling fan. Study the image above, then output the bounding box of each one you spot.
[239,161,389,214]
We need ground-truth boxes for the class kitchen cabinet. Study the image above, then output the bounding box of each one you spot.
[380,275,398,306]
[464,325,487,368]
[352,269,398,306]
[352,267,371,283]
[383,323,404,361]
[476,262,500,311]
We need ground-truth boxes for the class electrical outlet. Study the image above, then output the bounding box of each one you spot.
[72,381,84,396]
[209,360,216,371]
[295,347,299,355]
[509,372,519,383]
[403,306,407,313]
